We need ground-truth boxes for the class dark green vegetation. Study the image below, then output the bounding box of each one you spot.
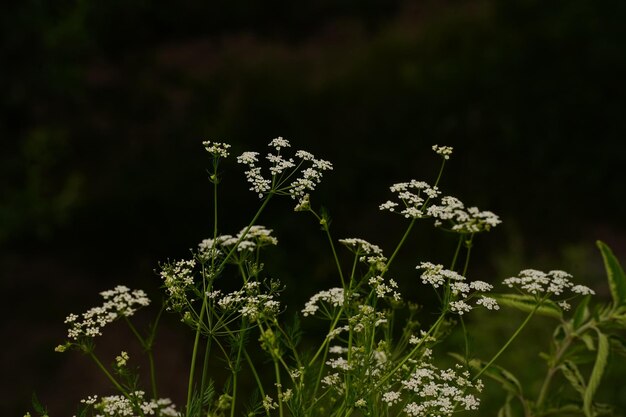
[2,1,626,415]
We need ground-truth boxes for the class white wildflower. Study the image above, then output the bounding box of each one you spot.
[432,144,453,159]
[202,141,231,158]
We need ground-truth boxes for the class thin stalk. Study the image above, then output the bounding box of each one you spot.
[373,313,446,391]
[186,194,273,415]
[450,235,464,271]
[230,325,247,417]
[186,302,207,416]
[461,234,474,277]
[89,351,127,394]
[473,303,541,381]
[123,317,159,399]
[381,218,416,277]
[536,320,595,408]
[274,359,284,417]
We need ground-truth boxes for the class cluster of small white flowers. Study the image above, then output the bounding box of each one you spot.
[416,262,498,314]
[302,287,346,317]
[368,275,401,301]
[83,391,177,417]
[427,196,501,233]
[416,262,464,288]
[339,237,388,268]
[401,363,481,417]
[409,330,436,346]
[115,351,129,368]
[237,137,333,202]
[503,269,594,297]
[449,300,473,315]
[198,225,278,262]
[294,193,311,212]
[380,180,441,219]
[160,259,196,311]
[432,144,453,159]
[322,373,343,391]
[476,296,499,310]
[64,286,151,340]
[382,391,401,406]
[216,281,281,322]
[326,356,352,370]
[237,151,270,197]
[263,395,278,411]
[202,140,231,158]
[279,388,293,402]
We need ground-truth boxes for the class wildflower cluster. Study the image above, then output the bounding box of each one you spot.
[63,286,150,341]
[236,137,333,203]
[33,139,613,417]
[302,287,346,317]
[210,280,281,323]
[379,146,501,233]
[416,262,499,314]
[503,269,595,310]
[79,391,178,417]
[198,225,278,262]
[399,363,483,417]
[160,259,197,311]
[379,180,441,219]
[202,141,231,158]
[339,238,387,270]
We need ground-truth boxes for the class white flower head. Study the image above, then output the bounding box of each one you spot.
[237,138,332,200]
[381,180,440,219]
[202,141,231,158]
[432,144,453,159]
[503,269,595,299]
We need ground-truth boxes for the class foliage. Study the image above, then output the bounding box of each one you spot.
[26,140,623,417]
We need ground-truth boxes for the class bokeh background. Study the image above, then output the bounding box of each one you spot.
[3,0,626,415]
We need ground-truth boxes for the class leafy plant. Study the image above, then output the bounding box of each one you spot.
[25,139,619,417]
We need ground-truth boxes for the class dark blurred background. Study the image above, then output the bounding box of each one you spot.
[3,0,626,415]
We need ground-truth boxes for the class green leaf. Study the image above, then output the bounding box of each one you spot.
[573,295,591,329]
[596,240,626,307]
[31,393,47,415]
[560,360,587,398]
[490,293,562,319]
[583,330,609,417]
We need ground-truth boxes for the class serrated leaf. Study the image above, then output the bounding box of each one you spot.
[596,240,626,307]
[560,360,587,398]
[490,293,562,319]
[583,330,609,417]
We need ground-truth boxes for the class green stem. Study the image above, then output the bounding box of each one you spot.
[461,234,474,277]
[123,316,159,399]
[230,325,247,417]
[450,235,464,271]
[381,218,416,277]
[89,351,127,394]
[373,313,446,391]
[186,301,207,416]
[473,302,541,381]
